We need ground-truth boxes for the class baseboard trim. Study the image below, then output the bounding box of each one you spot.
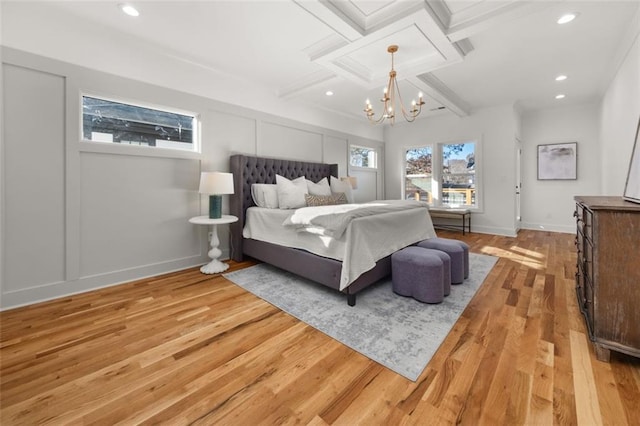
[520,222,575,234]
[468,225,518,238]
[1,250,229,311]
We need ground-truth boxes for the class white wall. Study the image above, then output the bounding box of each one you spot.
[0,0,383,144]
[518,21,639,233]
[1,48,380,309]
[385,105,519,236]
[599,30,640,194]
[521,103,601,233]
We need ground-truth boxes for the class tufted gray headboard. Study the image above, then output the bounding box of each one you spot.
[229,154,338,261]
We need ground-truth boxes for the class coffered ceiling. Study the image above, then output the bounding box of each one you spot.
[2,1,639,124]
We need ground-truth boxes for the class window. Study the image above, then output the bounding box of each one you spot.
[405,146,433,203]
[82,96,197,151]
[350,145,377,168]
[405,141,478,209]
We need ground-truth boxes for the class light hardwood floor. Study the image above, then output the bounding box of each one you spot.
[1,230,639,425]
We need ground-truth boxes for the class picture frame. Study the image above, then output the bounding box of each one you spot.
[623,116,640,204]
[537,142,577,180]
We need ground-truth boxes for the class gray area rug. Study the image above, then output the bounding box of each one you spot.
[223,253,498,381]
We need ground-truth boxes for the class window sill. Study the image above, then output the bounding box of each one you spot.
[78,140,201,160]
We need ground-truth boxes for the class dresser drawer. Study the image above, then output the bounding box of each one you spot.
[574,203,593,240]
[574,203,584,233]
[582,239,593,281]
[577,205,593,241]
[584,277,594,330]
[583,208,593,241]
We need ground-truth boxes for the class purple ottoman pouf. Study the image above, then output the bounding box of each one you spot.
[432,238,469,278]
[417,238,465,284]
[417,247,451,296]
[391,246,444,304]
[457,240,470,279]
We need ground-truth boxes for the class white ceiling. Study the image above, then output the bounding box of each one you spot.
[3,0,639,124]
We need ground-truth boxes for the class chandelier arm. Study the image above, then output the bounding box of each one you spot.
[394,77,410,119]
[393,77,423,122]
[364,104,388,124]
[395,78,416,122]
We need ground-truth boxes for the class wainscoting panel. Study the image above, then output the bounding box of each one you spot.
[258,122,323,162]
[2,64,66,292]
[78,152,201,278]
[323,135,348,175]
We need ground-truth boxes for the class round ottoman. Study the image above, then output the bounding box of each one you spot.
[391,246,444,303]
[417,238,465,284]
[417,247,451,296]
[456,240,470,279]
[431,238,470,278]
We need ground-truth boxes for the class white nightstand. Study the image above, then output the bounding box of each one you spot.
[189,215,238,274]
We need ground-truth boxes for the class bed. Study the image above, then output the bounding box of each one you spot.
[229,154,436,306]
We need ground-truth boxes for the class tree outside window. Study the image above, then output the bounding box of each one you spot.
[441,143,475,206]
[405,147,432,202]
[405,141,477,208]
[350,146,377,168]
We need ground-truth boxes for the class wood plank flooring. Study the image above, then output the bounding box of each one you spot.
[1,230,639,425]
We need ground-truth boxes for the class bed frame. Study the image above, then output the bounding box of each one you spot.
[229,154,391,306]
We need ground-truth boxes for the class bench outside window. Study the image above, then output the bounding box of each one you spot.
[429,208,471,235]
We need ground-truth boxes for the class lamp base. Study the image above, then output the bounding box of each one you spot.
[209,195,222,219]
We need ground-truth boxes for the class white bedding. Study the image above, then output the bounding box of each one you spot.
[283,199,428,238]
[243,207,347,260]
[243,200,437,290]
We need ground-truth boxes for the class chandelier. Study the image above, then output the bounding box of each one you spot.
[364,45,425,125]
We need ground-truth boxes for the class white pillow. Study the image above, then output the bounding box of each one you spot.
[276,175,308,209]
[330,176,355,203]
[306,177,332,196]
[251,184,279,208]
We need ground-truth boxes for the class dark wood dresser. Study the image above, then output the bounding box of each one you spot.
[574,196,640,361]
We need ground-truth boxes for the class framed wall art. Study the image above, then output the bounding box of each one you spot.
[623,116,640,204]
[537,142,577,180]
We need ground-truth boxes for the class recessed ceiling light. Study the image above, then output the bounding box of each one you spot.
[325,91,334,96]
[557,13,576,24]
[120,4,139,17]
[555,75,568,81]
[555,94,566,99]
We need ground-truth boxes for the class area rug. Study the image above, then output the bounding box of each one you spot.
[223,253,498,381]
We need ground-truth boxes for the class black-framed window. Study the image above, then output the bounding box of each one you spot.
[82,96,196,151]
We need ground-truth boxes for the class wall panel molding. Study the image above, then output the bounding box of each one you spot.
[1,47,383,310]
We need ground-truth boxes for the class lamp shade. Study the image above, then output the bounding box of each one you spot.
[199,172,234,195]
[340,176,358,190]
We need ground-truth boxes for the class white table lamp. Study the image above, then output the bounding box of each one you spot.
[341,176,358,189]
[199,172,234,219]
